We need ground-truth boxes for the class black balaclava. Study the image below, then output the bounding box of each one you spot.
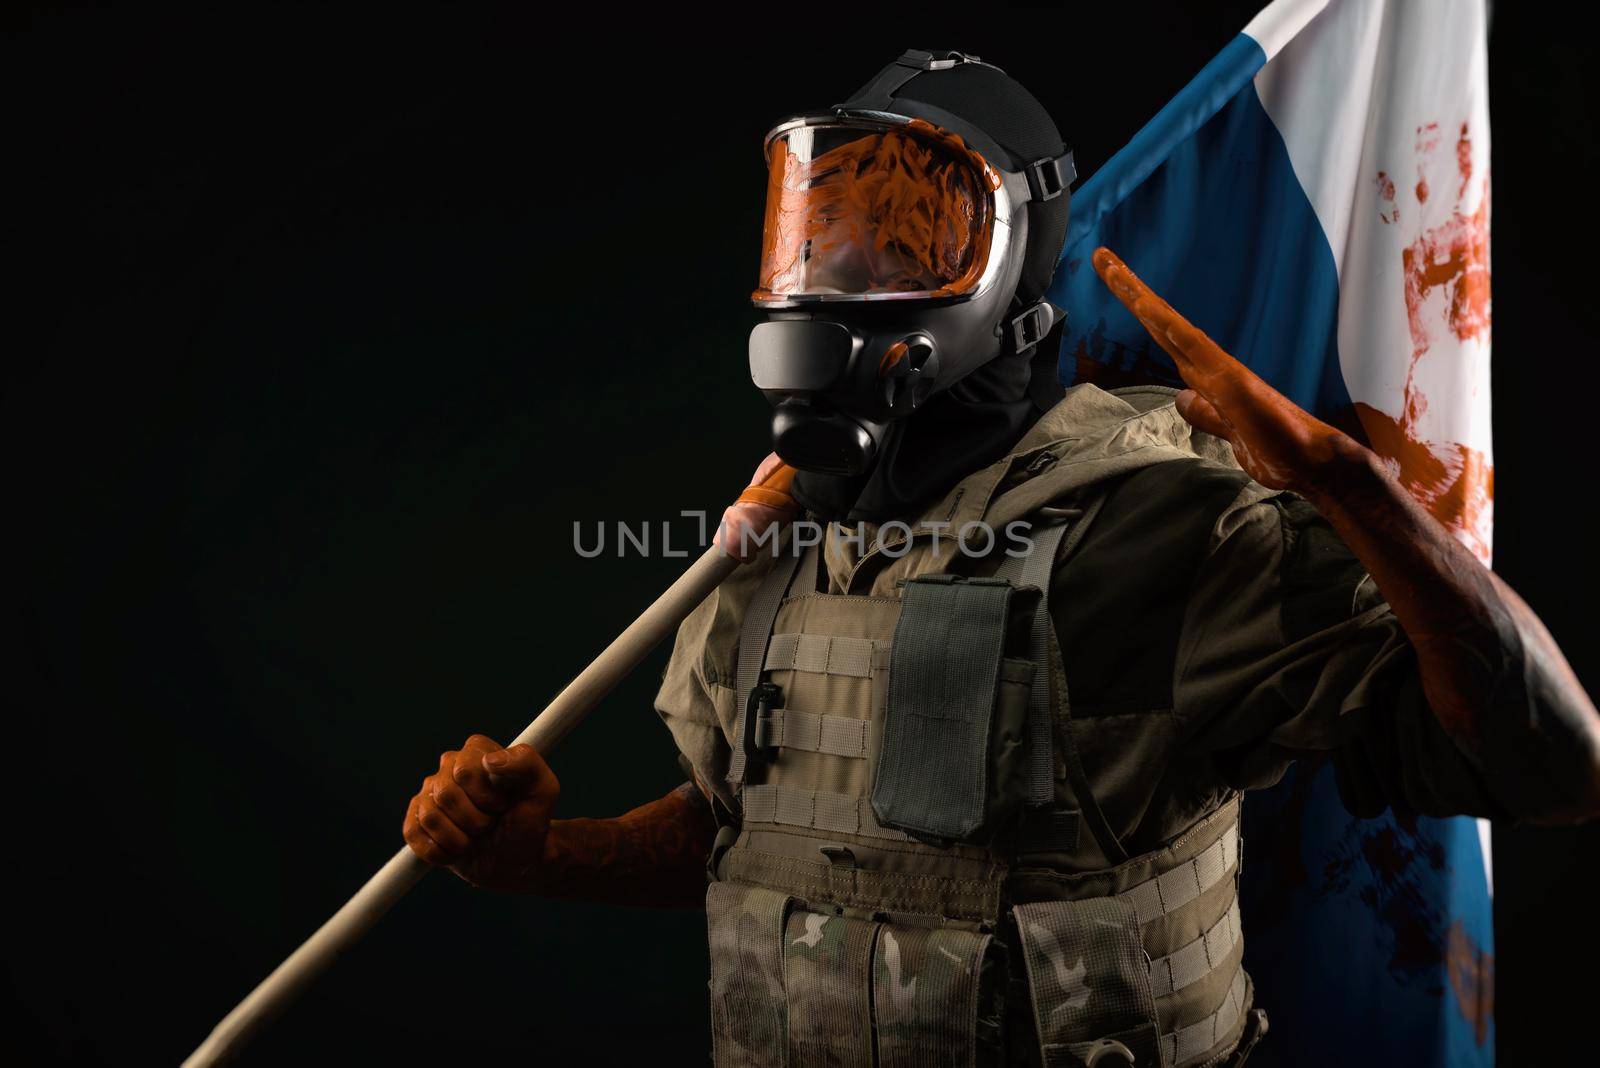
[750,51,1073,522]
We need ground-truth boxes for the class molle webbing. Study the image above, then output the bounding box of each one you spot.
[729,547,808,788]
[1119,820,1239,925]
[1134,811,1245,1063]
[743,784,910,843]
[763,632,883,679]
[754,708,870,758]
[1147,898,1242,999]
[1163,967,1248,1066]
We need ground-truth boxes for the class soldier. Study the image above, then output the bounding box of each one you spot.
[400,53,1599,1066]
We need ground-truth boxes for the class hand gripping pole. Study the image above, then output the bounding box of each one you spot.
[182,457,797,1067]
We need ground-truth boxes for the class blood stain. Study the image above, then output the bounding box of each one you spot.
[1375,170,1398,224]
[1445,920,1495,1045]
[1362,119,1493,560]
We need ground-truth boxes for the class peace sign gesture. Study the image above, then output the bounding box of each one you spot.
[1092,247,1363,496]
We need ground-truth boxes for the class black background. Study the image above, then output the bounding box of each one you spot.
[10,5,1598,1065]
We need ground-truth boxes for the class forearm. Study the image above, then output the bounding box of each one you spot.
[1304,441,1600,822]
[1088,246,1600,821]
[526,781,716,908]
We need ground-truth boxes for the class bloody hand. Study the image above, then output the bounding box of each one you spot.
[1092,247,1367,496]
[1092,245,1600,823]
[402,733,561,890]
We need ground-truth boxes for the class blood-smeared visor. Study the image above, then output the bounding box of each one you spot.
[753,116,1015,306]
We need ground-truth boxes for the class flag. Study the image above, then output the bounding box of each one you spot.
[1047,1,1496,1064]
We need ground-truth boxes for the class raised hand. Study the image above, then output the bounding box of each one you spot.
[1093,247,1600,822]
[1092,247,1365,497]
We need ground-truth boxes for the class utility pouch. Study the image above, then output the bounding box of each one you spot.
[783,906,878,1068]
[872,922,997,1068]
[873,575,1033,842]
[786,907,997,1068]
[1013,897,1163,1068]
[708,880,996,1068]
[707,881,792,1068]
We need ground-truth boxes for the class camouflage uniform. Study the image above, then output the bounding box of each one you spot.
[658,384,1504,1067]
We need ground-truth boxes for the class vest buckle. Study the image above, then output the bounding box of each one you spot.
[741,682,783,769]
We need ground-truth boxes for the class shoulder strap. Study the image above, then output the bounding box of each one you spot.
[997,494,1129,862]
[728,543,811,790]
[996,521,1071,808]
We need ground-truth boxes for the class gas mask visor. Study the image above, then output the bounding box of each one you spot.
[752,115,1014,306]
[748,113,1059,478]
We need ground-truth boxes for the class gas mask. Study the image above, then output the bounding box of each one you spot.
[748,50,1075,478]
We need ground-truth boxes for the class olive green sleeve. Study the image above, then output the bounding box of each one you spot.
[1173,489,1507,819]
[653,551,777,814]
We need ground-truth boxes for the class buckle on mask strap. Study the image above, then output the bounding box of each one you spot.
[1025,152,1075,203]
[1009,301,1064,354]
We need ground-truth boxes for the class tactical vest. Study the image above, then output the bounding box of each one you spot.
[705,494,1260,1068]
